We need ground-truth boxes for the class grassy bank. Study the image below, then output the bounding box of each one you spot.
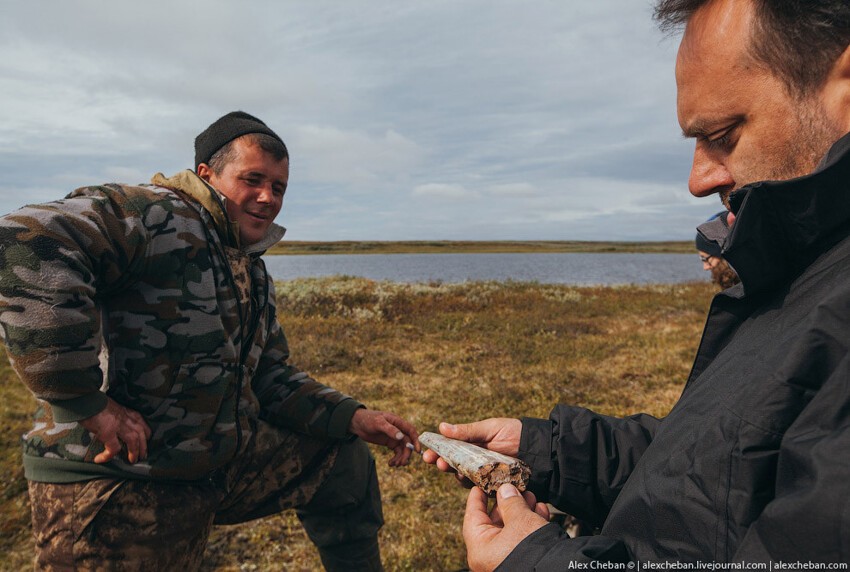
[0,278,715,570]
[266,240,694,255]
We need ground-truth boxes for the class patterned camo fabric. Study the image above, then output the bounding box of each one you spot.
[0,172,359,482]
[28,418,342,570]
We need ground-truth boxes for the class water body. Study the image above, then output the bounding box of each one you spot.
[262,252,708,285]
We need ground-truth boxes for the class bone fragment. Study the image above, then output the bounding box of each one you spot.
[420,431,530,495]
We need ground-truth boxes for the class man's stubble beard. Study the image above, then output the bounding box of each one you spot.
[720,99,845,211]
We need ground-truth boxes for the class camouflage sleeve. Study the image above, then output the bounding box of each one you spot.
[0,185,150,423]
[253,286,363,440]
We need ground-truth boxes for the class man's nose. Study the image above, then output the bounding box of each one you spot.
[256,184,275,203]
[688,145,734,198]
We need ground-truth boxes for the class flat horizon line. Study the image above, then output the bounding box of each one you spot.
[267,239,695,255]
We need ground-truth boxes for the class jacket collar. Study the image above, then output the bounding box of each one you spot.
[712,132,850,296]
[150,170,286,255]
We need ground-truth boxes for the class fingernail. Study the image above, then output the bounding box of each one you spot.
[440,422,456,432]
[405,442,415,451]
[395,431,404,440]
[498,484,519,499]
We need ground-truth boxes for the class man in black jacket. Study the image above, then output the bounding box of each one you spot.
[425,0,850,568]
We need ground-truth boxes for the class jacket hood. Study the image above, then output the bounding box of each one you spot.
[713,131,850,296]
[150,170,286,255]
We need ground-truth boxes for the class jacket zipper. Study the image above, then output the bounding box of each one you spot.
[176,188,266,464]
[204,222,258,463]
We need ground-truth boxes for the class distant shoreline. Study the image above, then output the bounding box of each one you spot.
[266,240,694,256]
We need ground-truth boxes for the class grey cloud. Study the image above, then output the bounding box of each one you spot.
[412,184,479,200]
[0,1,708,241]
[488,183,537,197]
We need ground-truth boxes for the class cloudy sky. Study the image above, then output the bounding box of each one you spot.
[0,1,721,241]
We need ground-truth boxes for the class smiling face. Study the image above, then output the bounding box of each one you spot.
[675,0,847,210]
[198,137,289,246]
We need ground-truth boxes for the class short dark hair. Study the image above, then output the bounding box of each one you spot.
[208,133,289,175]
[654,0,850,96]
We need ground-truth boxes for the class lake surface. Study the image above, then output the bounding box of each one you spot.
[263,253,708,285]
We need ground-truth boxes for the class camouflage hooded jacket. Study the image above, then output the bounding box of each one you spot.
[0,170,362,483]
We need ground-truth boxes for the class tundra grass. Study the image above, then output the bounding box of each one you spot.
[0,278,715,571]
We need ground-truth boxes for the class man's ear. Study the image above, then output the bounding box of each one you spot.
[196,163,213,183]
[822,43,850,133]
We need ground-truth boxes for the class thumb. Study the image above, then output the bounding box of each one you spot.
[440,421,479,442]
[439,421,462,439]
[496,484,538,524]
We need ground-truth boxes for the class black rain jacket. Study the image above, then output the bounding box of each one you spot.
[502,134,850,568]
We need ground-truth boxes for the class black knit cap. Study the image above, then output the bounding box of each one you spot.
[194,111,285,169]
[695,232,722,257]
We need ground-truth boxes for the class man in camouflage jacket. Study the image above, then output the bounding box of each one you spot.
[0,111,419,571]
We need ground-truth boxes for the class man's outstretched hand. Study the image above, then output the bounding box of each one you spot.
[80,397,152,464]
[464,483,550,571]
[349,408,420,466]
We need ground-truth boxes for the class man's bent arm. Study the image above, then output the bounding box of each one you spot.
[0,186,150,418]
[520,406,661,527]
[252,286,363,439]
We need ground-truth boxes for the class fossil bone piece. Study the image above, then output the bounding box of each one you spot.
[419,431,530,494]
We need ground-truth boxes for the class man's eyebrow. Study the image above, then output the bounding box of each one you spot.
[681,123,707,139]
[681,116,744,139]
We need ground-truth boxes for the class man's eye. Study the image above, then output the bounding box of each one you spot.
[703,125,738,152]
[705,133,732,151]
[245,177,261,186]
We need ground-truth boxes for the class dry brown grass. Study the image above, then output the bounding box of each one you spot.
[0,278,715,571]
